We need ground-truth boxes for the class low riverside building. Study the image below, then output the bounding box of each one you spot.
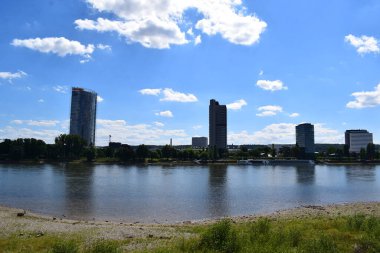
[192,137,208,148]
[345,129,373,153]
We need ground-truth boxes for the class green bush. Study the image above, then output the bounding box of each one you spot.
[51,240,79,253]
[199,219,239,253]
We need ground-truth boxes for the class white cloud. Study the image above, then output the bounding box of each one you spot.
[160,88,198,102]
[155,110,173,117]
[259,70,264,76]
[256,80,288,91]
[97,95,104,102]
[228,123,343,144]
[10,120,59,127]
[96,119,188,145]
[0,126,63,144]
[194,35,201,45]
[139,88,162,96]
[227,99,247,110]
[0,71,27,81]
[187,28,194,36]
[38,99,44,103]
[53,85,69,94]
[140,88,198,102]
[346,84,380,109]
[153,121,165,127]
[256,111,276,117]
[256,105,282,117]
[97,43,112,50]
[75,0,267,49]
[289,113,300,118]
[11,37,95,61]
[345,34,379,55]
[193,125,203,130]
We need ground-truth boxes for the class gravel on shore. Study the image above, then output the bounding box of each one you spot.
[1,202,379,241]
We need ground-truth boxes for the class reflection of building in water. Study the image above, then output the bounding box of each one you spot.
[295,165,316,203]
[296,166,315,184]
[207,165,229,218]
[63,164,95,219]
[346,166,376,182]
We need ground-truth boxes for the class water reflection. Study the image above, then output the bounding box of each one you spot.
[346,166,376,182]
[208,165,228,217]
[1,164,380,222]
[63,164,95,219]
[296,166,315,184]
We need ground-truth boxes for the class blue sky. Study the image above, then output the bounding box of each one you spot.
[1,0,380,146]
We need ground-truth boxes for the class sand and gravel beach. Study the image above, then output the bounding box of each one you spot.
[1,202,379,241]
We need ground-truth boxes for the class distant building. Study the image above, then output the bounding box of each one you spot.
[209,99,227,150]
[345,129,373,153]
[192,137,208,148]
[296,123,315,154]
[69,87,97,146]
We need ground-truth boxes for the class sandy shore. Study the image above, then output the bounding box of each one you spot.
[1,202,379,241]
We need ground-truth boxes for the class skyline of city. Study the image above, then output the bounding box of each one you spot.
[1,1,380,145]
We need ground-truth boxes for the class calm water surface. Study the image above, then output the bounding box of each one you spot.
[0,164,379,223]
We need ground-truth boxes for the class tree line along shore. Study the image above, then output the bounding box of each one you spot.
[1,134,380,164]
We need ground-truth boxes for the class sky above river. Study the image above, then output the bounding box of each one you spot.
[1,0,380,146]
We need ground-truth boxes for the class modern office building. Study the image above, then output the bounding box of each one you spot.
[192,137,208,148]
[345,129,373,153]
[209,99,227,150]
[295,123,315,154]
[69,87,97,146]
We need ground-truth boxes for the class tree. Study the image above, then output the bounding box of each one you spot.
[271,144,276,158]
[116,145,135,162]
[55,134,86,160]
[360,148,366,161]
[84,146,96,162]
[366,143,375,160]
[136,144,149,161]
[343,144,350,157]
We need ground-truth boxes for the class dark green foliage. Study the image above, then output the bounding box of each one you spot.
[136,144,149,161]
[51,240,79,253]
[199,219,239,253]
[0,138,46,160]
[366,143,376,160]
[116,145,135,162]
[55,134,87,160]
[84,147,96,162]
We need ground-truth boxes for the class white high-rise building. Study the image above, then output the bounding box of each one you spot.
[345,130,373,153]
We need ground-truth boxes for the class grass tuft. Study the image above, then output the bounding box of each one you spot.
[51,240,79,253]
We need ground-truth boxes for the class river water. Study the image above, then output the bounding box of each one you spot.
[0,164,379,223]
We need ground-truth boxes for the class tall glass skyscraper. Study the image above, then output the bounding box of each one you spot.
[295,123,315,154]
[209,99,227,150]
[69,87,97,146]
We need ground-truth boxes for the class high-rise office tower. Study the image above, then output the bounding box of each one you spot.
[192,137,208,148]
[69,87,97,146]
[345,129,373,153]
[295,123,315,154]
[209,99,227,150]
